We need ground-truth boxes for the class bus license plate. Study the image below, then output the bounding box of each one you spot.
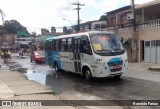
[113,66,121,69]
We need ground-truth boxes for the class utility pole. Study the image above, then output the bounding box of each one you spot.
[73,2,85,32]
[131,0,137,62]
[31,32,36,52]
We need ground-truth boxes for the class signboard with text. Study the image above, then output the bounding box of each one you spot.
[17,30,27,37]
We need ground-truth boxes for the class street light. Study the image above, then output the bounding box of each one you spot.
[63,18,73,27]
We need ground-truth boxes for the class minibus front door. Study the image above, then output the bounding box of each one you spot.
[73,38,81,73]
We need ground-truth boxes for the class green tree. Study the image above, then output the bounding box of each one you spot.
[0,25,6,35]
[39,41,45,50]
[3,19,28,34]
[99,15,107,21]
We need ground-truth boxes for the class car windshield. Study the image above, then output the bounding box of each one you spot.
[90,33,124,55]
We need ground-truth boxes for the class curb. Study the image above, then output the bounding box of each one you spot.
[148,66,160,72]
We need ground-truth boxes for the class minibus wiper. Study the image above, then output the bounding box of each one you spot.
[95,49,113,53]
[113,49,124,52]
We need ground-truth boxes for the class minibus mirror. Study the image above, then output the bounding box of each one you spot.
[121,37,124,43]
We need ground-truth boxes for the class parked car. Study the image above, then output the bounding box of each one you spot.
[30,51,45,63]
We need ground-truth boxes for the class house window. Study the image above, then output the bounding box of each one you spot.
[156,40,160,46]
[148,14,156,20]
[145,41,150,47]
[88,23,91,30]
[111,17,116,26]
[95,24,100,29]
[120,15,126,24]
[101,24,106,29]
[156,13,160,19]
[82,25,85,29]
[151,40,156,47]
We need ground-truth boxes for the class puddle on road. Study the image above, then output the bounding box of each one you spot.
[26,70,48,85]
[4,58,65,94]
[4,59,27,73]
[26,69,64,94]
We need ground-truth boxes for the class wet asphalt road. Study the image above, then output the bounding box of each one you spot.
[3,56,160,108]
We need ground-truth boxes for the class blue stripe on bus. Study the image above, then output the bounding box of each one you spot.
[52,51,61,69]
[45,51,49,64]
[108,57,121,62]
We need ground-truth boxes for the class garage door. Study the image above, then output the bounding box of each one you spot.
[144,41,151,63]
[151,40,156,63]
[157,40,160,64]
[145,40,160,64]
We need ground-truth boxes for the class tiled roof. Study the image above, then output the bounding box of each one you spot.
[136,0,160,9]
[105,0,160,14]
[105,6,131,14]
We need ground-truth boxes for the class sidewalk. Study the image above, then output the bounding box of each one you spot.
[0,58,76,109]
[128,62,160,72]
[124,62,160,83]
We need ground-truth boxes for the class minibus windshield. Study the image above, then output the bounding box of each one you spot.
[90,33,125,56]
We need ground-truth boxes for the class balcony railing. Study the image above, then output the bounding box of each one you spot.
[137,20,160,29]
[108,19,160,31]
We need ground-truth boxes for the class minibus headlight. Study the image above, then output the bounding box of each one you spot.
[125,59,128,62]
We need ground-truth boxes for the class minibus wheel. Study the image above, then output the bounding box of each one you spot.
[113,74,121,79]
[84,68,92,81]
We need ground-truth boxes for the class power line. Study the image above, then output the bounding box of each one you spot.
[26,26,64,29]
[26,26,65,34]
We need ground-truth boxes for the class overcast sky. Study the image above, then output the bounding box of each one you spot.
[0,0,153,34]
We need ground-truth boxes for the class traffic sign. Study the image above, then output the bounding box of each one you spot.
[17,30,27,36]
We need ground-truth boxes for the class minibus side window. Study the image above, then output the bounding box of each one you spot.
[67,38,73,52]
[55,39,59,51]
[81,36,92,55]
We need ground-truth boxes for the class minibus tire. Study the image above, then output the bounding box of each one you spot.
[84,68,92,81]
[113,75,121,79]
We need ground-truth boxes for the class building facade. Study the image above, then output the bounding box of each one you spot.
[72,20,107,32]
[0,34,16,47]
[105,0,160,63]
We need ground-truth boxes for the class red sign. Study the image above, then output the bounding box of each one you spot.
[113,66,121,69]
